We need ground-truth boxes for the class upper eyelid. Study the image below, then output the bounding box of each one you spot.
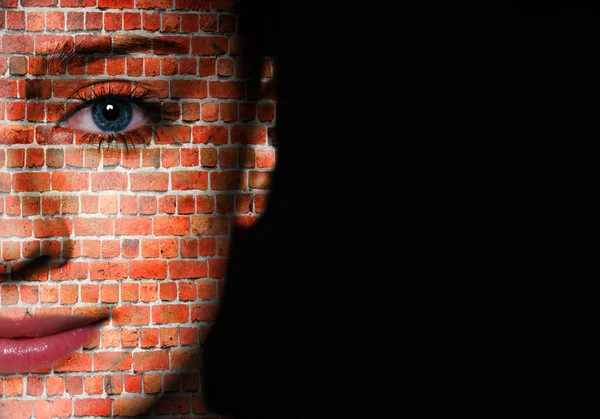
[68,79,155,100]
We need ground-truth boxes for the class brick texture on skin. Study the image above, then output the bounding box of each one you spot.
[0,1,275,415]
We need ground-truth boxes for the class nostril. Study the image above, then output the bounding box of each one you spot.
[0,255,53,283]
[0,262,8,283]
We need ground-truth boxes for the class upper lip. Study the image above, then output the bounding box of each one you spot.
[0,315,107,339]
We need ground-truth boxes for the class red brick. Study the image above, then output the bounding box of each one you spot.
[199,57,216,76]
[0,401,33,419]
[113,306,150,326]
[6,102,25,121]
[171,80,207,99]
[98,0,134,8]
[249,171,272,189]
[74,218,113,236]
[9,56,27,76]
[181,147,199,166]
[33,398,72,419]
[89,261,128,280]
[199,238,216,256]
[161,13,180,32]
[20,285,39,304]
[220,102,238,121]
[143,373,162,394]
[181,14,199,32]
[199,13,217,31]
[94,352,132,371]
[81,284,99,303]
[141,327,159,347]
[130,260,167,279]
[11,172,50,192]
[258,103,275,121]
[137,0,172,8]
[127,57,143,76]
[104,12,122,31]
[114,218,152,236]
[159,282,176,301]
[231,126,267,145]
[217,57,234,76]
[122,239,140,258]
[0,80,18,99]
[191,215,229,235]
[191,36,228,55]
[123,12,141,30]
[54,353,92,372]
[113,397,153,416]
[46,376,64,396]
[91,172,127,191]
[100,283,119,303]
[85,12,103,30]
[122,328,140,347]
[170,348,202,369]
[191,303,218,322]
[46,148,64,167]
[209,81,245,98]
[130,173,169,191]
[33,218,72,238]
[124,374,142,393]
[52,172,88,191]
[73,399,112,417]
[66,376,83,396]
[180,328,199,346]
[182,102,200,121]
[142,12,160,31]
[179,282,197,301]
[201,102,218,122]
[105,375,122,395]
[171,171,208,190]
[170,260,207,279]
[209,171,247,190]
[192,125,228,144]
[67,12,84,30]
[26,377,44,397]
[34,35,73,55]
[133,350,169,371]
[121,283,139,302]
[154,216,190,236]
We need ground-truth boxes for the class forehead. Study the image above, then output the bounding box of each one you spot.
[0,1,238,46]
[0,0,247,134]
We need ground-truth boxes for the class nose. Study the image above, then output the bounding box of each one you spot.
[0,187,73,282]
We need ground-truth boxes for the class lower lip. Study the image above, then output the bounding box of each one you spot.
[0,324,98,374]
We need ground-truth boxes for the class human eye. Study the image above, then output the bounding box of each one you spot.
[56,81,175,149]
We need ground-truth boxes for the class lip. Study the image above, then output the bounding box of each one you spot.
[0,315,105,374]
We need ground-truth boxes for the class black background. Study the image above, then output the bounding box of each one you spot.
[201,2,596,418]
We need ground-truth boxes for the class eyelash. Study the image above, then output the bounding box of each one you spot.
[56,83,178,150]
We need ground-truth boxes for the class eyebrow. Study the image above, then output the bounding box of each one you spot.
[26,36,188,99]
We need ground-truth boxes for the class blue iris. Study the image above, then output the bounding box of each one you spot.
[91,100,132,133]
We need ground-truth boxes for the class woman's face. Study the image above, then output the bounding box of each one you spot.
[0,0,274,416]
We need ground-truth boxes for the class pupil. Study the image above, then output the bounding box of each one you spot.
[102,103,119,121]
[92,100,132,133]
